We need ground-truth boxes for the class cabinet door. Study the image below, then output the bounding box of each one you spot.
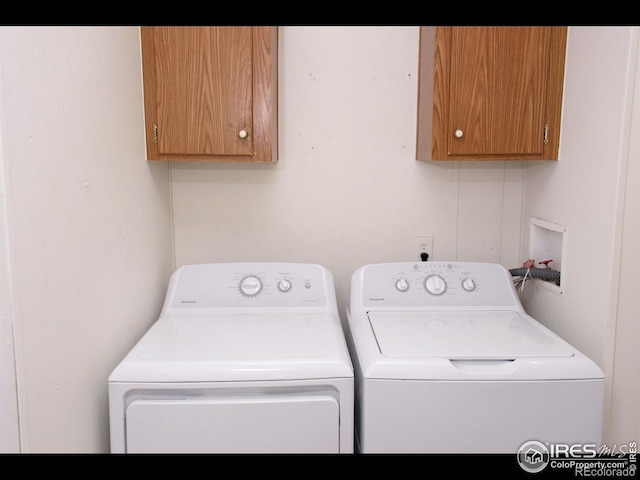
[141,27,277,162]
[423,26,566,161]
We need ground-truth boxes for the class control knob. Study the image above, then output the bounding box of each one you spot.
[424,274,447,295]
[461,277,476,292]
[240,275,262,296]
[395,278,409,292]
[278,278,292,292]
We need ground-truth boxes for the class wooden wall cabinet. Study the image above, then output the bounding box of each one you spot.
[417,26,567,161]
[141,26,278,162]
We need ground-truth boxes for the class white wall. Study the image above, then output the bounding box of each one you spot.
[0,27,173,453]
[520,27,631,363]
[0,104,19,452]
[520,26,640,446]
[171,26,524,318]
[608,27,640,445]
[608,27,640,443]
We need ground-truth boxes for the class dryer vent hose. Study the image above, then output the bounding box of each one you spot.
[509,267,561,286]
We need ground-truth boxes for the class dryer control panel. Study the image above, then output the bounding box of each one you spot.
[355,262,517,309]
[167,263,331,309]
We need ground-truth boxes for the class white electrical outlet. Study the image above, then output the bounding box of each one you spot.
[416,236,433,261]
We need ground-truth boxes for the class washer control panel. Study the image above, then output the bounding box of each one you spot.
[359,262,517,308]
[169,263,329,308]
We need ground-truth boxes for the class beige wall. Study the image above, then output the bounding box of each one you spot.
[0,25,637,453]
[0,27,173,452]
[520,26,631,365]
[0,105,19,451]
[519,26,640,446]
[610,27,640,444]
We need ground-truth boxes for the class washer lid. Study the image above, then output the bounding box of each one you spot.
[109,313,353,383]
[368,310,575,359]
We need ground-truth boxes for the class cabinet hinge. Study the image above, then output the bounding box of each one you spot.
[153,123,158,144]
[543,124,549,145]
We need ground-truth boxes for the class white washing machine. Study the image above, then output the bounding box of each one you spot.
[345,261,605,454]
[109,262,354,454]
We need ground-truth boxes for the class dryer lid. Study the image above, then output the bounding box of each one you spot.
[367,310,575,359]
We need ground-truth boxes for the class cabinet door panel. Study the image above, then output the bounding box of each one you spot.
[448,27,547,157]
[421,26,566,161]
[151,27,253,157]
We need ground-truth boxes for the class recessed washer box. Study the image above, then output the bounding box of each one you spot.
[529,217,567,295]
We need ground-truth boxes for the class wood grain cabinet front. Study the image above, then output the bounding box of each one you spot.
[417,26,567,161]
[141,26,278,162]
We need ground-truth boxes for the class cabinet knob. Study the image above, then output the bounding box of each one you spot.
[454,129,464,139]
[238,129,248,139]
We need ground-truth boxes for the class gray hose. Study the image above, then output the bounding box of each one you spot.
[509,267,561,286]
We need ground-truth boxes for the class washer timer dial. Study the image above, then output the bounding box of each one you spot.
[239,275,262,296]
[424,274,447,295]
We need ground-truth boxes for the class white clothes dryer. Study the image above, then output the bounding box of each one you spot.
[109,262,354,454]
[345,261,605,454]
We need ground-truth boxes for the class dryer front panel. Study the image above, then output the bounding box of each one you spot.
[125,393,340,453]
